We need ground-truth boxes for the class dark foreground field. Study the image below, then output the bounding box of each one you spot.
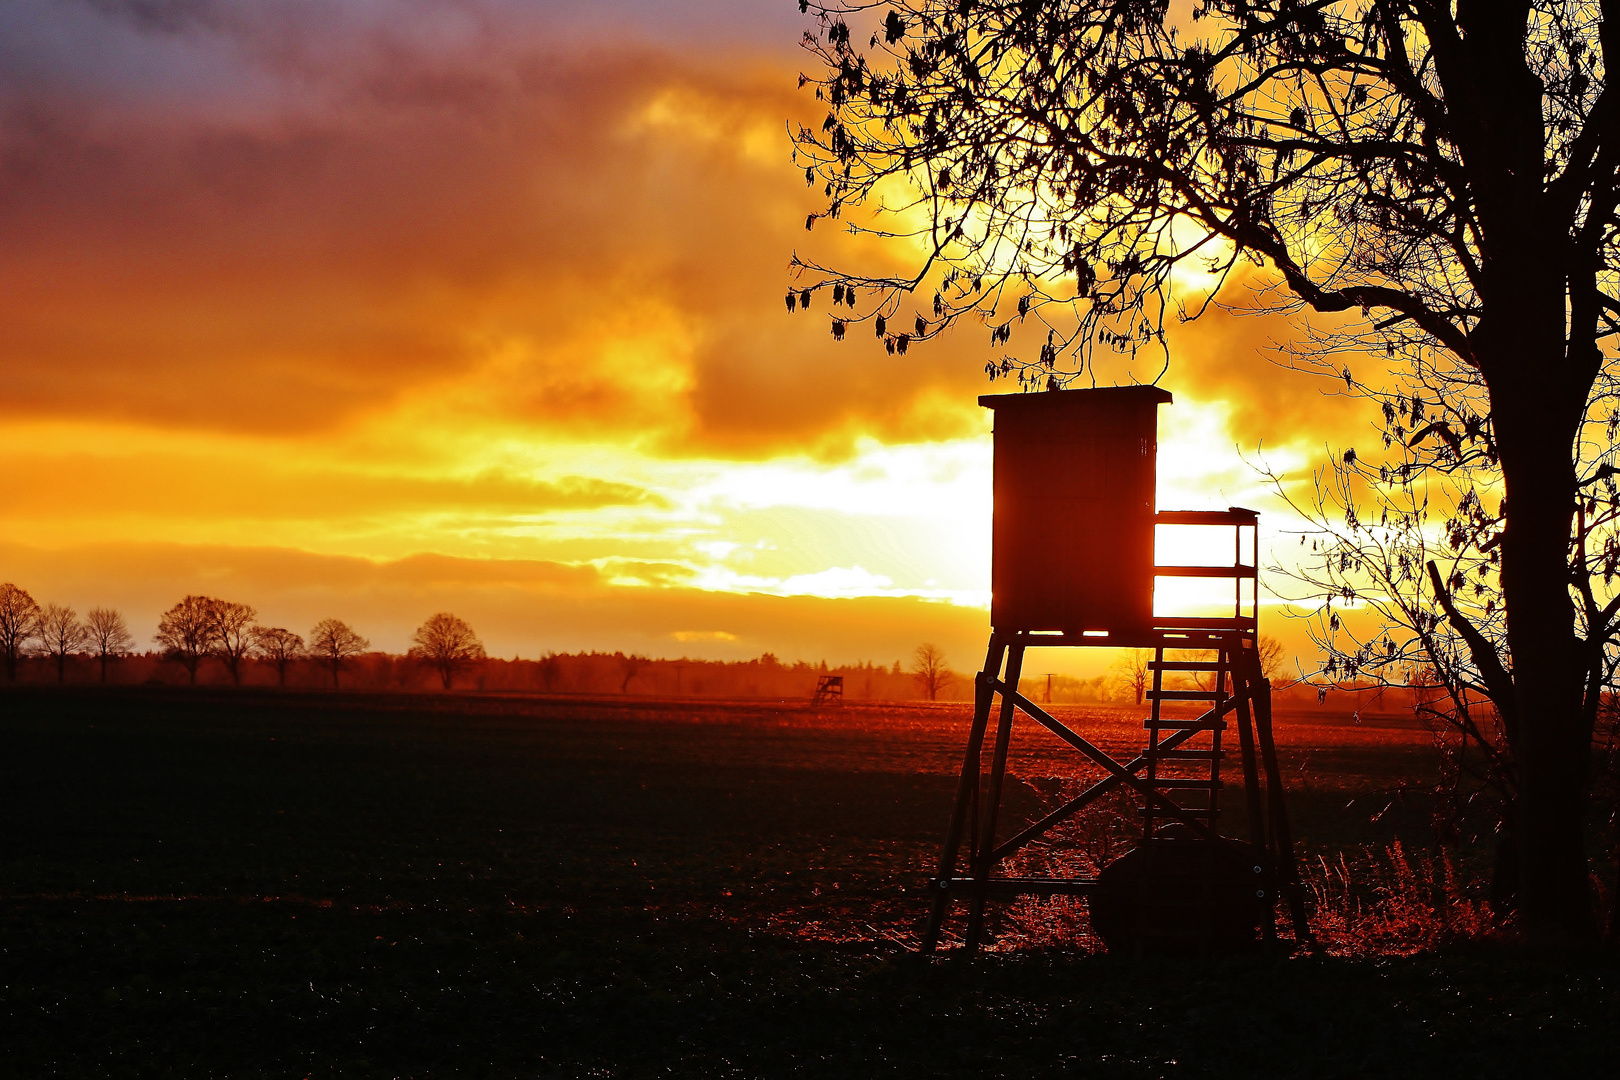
[1,687,1615,1078]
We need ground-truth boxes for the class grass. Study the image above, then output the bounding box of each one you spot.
[1,685,1616,1078]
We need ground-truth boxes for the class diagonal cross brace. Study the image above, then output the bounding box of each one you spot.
[986,679,1225,843]
[990,724,1202,862]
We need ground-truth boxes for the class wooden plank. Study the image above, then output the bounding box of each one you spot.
[1146,718,1228,730]
[1156,508,1258,524]
[1154,564,1257,578]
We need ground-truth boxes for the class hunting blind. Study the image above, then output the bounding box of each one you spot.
[924,386,1311,954]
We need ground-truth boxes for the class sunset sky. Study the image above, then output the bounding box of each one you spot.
[0,0,1369,674]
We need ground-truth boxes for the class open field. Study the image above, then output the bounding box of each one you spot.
[1,686,1615,1078]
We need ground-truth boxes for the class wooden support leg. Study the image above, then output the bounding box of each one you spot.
[1231,650,1274,941]
[921,636,1005,953]
[964,644,1026,953]
[1253,674,1313,946]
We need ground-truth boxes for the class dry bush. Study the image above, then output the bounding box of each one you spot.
[975,774,1518,956]
[989,781,1139,952]
[1304,841,1501,956]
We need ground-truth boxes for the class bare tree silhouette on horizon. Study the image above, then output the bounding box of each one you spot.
[408,613,485,691]
[85,607,134,684]
[209,601,256,686]
[251,626,304,687]
[310,618,368,689]
[0,584,39,682]
[156,595,214,685]
[910,642,952,701]
[35,604,88,683]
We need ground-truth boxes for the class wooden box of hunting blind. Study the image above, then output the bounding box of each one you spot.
[980,385,1172,639]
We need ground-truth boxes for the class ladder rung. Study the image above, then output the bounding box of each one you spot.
[1140,807,1222,819]
[1146,718,1227,730]
[1146,690,1224,701]
[1150,778,1225,789]
[1148,661,1225,671]
[1152,749,1224,759]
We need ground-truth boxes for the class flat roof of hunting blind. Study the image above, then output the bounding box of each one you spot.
[978,385,1173,410]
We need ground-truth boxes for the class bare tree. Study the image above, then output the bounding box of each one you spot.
[84,607,135,684]
[538,652,563,692]
[309,618,368,689]
[209,600,256,686]
[794,0,1620,942]
[1110,648,1152,706]
[617,652,648,694]
[0,583,40,682]
[407,613,486,691]
[156,595,216,685]
[34,604,88,684]
[910,642,952,701]
[250,626,304,688]
[1257,635,1289,687]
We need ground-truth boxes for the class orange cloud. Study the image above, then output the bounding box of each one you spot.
[0,25,1001,459]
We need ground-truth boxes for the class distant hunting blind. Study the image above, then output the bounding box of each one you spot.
[922,386,1313,955]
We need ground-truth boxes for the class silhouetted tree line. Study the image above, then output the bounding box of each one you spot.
[0,581,1395,704]
[1,583,396,689]
[0,582,946,697]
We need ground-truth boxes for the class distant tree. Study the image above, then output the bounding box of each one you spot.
[617,652,649,694]
[0,583,40,682]
[910,643,952,701]
[309,618,368,689]
[1257,635,1289,687]
[209,600,256,686]
[537,652,563,692]
[84,607,135,684]
[250,626,304,688]
[407,613,486,690]
[1111,649,1152,706]
[34,604,88,684]
[156,595,216,685]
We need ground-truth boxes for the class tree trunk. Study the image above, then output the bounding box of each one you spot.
[56,654,66,683]
[1491,341,1598,943]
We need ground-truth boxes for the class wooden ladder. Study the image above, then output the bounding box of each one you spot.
[1142,648,1230,838]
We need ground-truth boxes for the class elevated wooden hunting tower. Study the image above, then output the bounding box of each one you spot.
[923,387,1311,954]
